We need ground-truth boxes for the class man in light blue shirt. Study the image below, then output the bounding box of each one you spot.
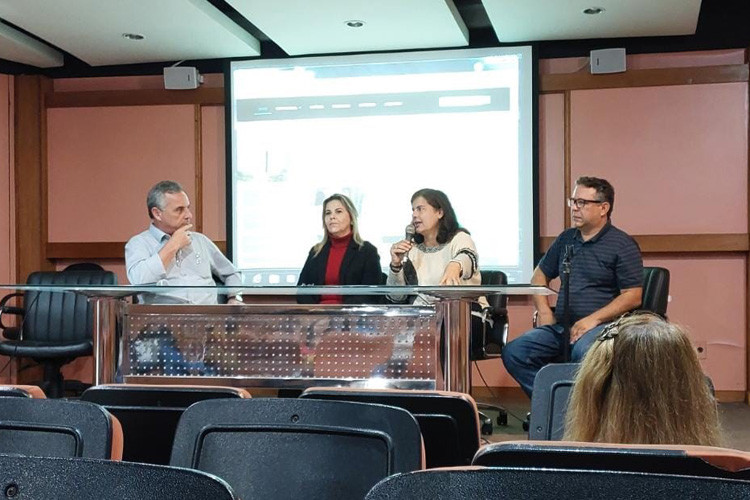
[125,180,242,305]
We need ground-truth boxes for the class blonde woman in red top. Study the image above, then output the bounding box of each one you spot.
[297,193,382,304]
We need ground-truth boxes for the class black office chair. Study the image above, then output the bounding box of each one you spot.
[641,266,670,317]
[0,269,117,398]
[171,398,424,499]
[470,270,509,430]
[81,383,251,465]
[472,270,509,359]
[63,262,105,272]
[301,387,480,468]
[0,454,238,500]
[532,266,671,326]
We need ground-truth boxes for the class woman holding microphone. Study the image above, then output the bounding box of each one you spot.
[387,188,483,304]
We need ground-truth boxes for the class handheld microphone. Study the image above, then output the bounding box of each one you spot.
[403,224,416,263]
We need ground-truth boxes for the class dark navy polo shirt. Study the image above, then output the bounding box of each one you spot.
[539,222,643,324]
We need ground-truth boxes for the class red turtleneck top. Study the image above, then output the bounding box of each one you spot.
[321,232,352,304]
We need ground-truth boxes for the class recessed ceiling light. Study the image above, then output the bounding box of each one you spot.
[582,7,605,15]
[345,20,365,28]
[122,33,145,41]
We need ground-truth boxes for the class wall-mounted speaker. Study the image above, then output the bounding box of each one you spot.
[590,48,626,74]
[163,67,203,90]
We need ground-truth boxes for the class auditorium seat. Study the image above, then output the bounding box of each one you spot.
[527,362,715,441]
[365,465,750,499]
[170,397,424,499]
[80,384,250,464]
[472,441,750,480]
[300,387,480,467]
[0,397,122,459]
[528,362,579,440]
[0,384,46,398]
[0,453,237,500]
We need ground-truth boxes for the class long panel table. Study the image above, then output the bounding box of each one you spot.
[0,284,553,393]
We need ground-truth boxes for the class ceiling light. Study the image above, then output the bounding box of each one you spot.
[345,20,365,28]
[582,7,605,15]
[122,33,145,41]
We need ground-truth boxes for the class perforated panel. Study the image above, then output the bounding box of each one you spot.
[122,304,441,389]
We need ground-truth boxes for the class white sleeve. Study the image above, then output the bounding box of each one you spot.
[449,232,478,280]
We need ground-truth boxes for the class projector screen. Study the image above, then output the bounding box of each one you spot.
[228,47,536,285]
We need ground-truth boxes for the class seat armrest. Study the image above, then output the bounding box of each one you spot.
[0,292,24,332]
[488,306,508,319]
[1,327,20,341]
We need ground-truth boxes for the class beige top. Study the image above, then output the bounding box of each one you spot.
[387,231,487,307]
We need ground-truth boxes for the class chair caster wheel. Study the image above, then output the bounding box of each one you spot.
[480,414,493,436]
[522,411,530,432]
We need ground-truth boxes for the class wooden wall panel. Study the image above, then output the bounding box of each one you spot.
[0,75,12,284]
[46,105,196,243]
[201,105,226,241]
[570,83,748,235]
[538,93,565,237]
[15,75,53,280]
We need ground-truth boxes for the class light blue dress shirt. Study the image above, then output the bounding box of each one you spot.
[125,224,242,304]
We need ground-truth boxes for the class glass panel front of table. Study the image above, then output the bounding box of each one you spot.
[121,304,442,389]
[0,284,552,390]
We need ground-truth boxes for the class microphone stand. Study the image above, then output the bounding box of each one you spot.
[561,246,572,362]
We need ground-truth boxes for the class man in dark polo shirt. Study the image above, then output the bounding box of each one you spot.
[503,176,643,397]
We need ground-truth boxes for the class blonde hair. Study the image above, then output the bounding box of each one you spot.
[312,193,364,256]
[564,313,722,446]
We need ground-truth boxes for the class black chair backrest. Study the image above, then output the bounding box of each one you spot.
[641,266,670,316]
[480,270,508,312]
[24,270,116,343]
[63,262,105,272]
[0,453,237,500]
[471,270,508,360]
[171,398,424,500]
[81,384,248,465]
[528,362,579,440]
[300,388,479,468]
[472,441,750,480]
[528,363,714,441]
[365,467,750,499]
[0,397,117,459]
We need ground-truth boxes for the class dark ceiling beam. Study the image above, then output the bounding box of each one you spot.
[0,0,748,77]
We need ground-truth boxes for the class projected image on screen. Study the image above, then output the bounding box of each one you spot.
[229,47,534,285]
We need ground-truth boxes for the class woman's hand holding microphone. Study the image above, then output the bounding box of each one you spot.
[389,240,413,272]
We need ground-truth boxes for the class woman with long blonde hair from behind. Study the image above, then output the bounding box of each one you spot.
[564,312,722,446]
